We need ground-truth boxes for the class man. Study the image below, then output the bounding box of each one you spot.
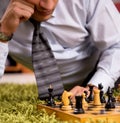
[0,0,120,100]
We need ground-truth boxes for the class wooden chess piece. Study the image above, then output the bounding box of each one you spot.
[47,85,56,107]
[61,90,72,111]
[93,88,101,106]
[98,83,106,103]
[105,87,115,109]
[84,91,90,103]
[87,85,94,102]
[74,95,85,114]
[82,93,88,109]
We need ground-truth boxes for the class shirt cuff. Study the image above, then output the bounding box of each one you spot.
[88,69,115,93]
[0,42,8,77]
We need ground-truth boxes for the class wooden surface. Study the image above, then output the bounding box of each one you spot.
[38,102,120,123]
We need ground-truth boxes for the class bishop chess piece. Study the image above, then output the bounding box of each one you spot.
[87,85,94,102]
[105,87,115,109]
[47,85,56,107]
[98,83,106,103]
[74,95,85,114]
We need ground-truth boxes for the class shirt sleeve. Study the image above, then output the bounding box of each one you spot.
[0,42,8,78]
[87,0,120,92]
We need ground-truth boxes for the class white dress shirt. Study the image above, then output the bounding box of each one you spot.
[0,0,120,92]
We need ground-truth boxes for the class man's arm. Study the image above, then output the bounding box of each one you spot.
[69,0,120,100]
[0,0,34,78]
[86,0,120,92]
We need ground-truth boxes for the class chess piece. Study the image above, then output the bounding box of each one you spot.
[98,83,106,103]
[87,85,94,102]
[74,95,85,114]
[61,90,72,111]
[47,85,56,107]
[84,91,90,103]
[82,93,88,109]
[93,88,101,106]
[105,87,115,109]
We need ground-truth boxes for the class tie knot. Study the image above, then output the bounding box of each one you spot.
[29,18,40,30]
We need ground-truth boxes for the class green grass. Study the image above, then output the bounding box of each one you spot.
[0,83,118,123]
[0,83,68,123]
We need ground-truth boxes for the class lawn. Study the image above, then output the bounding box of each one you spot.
[0,83,68,123]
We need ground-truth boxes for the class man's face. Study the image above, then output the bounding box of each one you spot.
[26,0,58,21]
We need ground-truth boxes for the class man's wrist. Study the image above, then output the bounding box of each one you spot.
[0,32,13,42]
[0,21,13,42]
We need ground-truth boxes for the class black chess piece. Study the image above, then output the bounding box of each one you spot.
[84,91,90,103]
[98,83,106,103]
[87,85,94,102]
[74,95,85,114]
[105,87,115,109]
[47,86,56,107]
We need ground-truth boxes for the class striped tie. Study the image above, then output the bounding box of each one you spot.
[31,19,64,100]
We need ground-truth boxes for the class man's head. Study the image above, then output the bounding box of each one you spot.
[26,0,58,22]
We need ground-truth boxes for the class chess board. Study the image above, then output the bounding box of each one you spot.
[37,102,120,123]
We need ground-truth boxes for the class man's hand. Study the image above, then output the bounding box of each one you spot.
[0,0,34,36]
[69,86,90,102]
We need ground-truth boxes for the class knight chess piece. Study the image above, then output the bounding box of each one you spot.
[61,90,72,111]
[74,95,85,114]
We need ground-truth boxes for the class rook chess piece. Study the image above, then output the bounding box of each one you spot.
[74,95,85,114]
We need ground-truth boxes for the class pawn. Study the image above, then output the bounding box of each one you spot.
[98,83,106,103]
[87,85,94,102]
[47,85,56,107]
[93,88,101,106]
[82,93,88,109]
[74,95,85,114]
[84,91,90,103]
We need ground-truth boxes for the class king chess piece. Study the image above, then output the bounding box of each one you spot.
[47,85,56,107]
[105,87,115,109]
[74,95,85,114]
